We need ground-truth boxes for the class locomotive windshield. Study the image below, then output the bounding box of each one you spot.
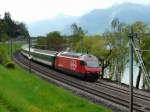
[86,61,99,67]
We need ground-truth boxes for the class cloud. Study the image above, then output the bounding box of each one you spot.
[0,0,149,22]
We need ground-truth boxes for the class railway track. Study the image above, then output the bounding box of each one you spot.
[96,80,150,103]
[13,51,150,112]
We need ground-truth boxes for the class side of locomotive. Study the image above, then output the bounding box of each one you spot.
[55,52,101,81]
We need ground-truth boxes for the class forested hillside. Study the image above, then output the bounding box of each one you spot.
[0,12,29,42]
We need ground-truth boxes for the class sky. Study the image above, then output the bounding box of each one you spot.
[0,0,150,23]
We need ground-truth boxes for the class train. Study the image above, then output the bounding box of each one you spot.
[21,45,102,81]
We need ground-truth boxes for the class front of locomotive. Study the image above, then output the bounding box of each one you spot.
[80,54,101,81]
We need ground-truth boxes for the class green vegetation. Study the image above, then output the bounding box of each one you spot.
[0,63,110,112]
[0,43,21,66]
[0,12,29,42]
[36,31,64,51]
[0,44,111,112]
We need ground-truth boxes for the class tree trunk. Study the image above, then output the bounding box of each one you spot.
[115,59,119,82]
[101,67,104,79]
[101,60,104,79]
[136,66,142,89]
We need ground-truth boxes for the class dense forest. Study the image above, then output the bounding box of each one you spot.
[36,19,150,90]
[0,12,29,68]
[0,12,29,42]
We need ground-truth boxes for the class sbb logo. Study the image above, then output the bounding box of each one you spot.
[70,60,77,70]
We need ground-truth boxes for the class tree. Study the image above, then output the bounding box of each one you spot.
[0,12,29,41]
[71,23,85,36]
[16,22,29,38]
[132,21,150,34]
[70,23,86,51]
[111,18,119,32]
[0,19,8,41]
[131,21,150,89]
[109,19,129,82]
[47,31,64,51]
[138,35,150,89]
[36,36,47,49]
[4,12,16,37]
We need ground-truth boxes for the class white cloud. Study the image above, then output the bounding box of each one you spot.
[0,0,150,22]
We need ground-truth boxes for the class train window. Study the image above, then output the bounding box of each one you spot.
[86,61,99,67]
[80,61,85,66]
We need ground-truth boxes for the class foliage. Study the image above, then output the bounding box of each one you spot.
[0,12,29,42]
[0,44,8,65]
[71,23,85,36]
[100,19,129,80]
[36,36,47,49]
[5,61,15,69]
[36,31,64,51]
[132,21,150,33]
[0,65,111,112]
[16,22,29,38]
[0,51,3,64]
[47,31,64,51]
[70,23,86,49]
[0,43,22,67]
[74,35,109,60]
[111,18,120,32]
[140,35,150,72]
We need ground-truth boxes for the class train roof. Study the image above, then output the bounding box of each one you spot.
[59,52,97,60]
[22,45,98,61]
[60,52,83,58]
[22,46,58,56]
[34,49,58,55]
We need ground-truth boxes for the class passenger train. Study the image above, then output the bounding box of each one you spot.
[21,46,101,81]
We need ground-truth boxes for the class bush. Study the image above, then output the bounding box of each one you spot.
[5,61,15,69]
[0,49,5,64]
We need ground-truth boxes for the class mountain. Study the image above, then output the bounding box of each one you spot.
[27,14,78,36]
[27,3,150,36]
[78,3,150,35]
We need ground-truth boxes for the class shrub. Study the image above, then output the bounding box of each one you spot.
[5,61,15,69]
[0,49,5,64]
[0,55,3,64]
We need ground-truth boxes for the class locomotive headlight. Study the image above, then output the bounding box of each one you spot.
[86,71,90,74]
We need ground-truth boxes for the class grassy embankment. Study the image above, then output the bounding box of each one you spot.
[0,43,111,112]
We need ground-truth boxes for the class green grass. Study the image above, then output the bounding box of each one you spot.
[0,43,111,112]
[0,103,9,112]
[0,65,111,112]
[0,42,22,65]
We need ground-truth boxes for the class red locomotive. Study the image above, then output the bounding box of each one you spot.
[55,52,101,81]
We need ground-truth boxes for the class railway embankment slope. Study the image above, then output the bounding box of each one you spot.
[0,43,111,112]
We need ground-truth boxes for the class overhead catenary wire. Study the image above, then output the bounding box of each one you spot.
[131,37,150,88]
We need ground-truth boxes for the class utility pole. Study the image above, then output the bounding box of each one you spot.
[8,39,10,56]
[29,36,31,73]
[80,39,83,53]
[128,26,134,112]
[10,37,13,59]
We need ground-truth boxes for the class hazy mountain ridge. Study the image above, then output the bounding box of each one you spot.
[77,3,150,34]
[28,15,78,36]
[27,3,150,36]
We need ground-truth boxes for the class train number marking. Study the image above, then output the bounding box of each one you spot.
[70,60,77,70]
